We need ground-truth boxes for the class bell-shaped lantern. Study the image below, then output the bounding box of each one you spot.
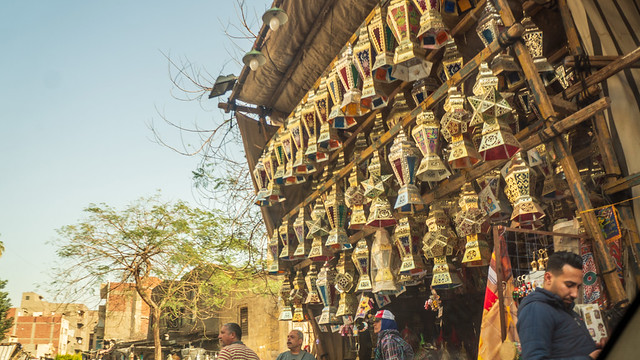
[388,129,425,214]
[327,69,356,129]
[279,275,293,321]
[387,0,432,82]
[394,217,426,274]
[279,219,297,261]
[291,271,308,322]
[268,228,283,275]
[368,5,397,82]
[503,152,546,226]
[305,265,323,304]
[316,262,338,324]
[412,109,451,182]
[522,17,556,84]
[371,229,400,294]
[352,239,373,292]
[413,0,450,49]
[431,255,462,289]
[293,207,311,259]
[337,44,367,117]
[475,1,504,47]
[353,25,388,110]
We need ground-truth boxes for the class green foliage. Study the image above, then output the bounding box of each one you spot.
[0,279,14,343]
[55,354,82,360]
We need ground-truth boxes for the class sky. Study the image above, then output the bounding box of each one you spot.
[0,1,265,308]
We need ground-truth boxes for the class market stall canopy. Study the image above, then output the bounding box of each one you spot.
[229,0,379,118]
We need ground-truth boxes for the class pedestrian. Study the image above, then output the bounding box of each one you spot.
[217,323,260,360]
[373,310,414,360]
[517,251,604,359]
[276,330,316,360]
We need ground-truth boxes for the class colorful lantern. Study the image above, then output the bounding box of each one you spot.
[290,106,316,175]
[368,5,397,82]
[388,129,425,213]
[387,0,432,82]
[279,275,293,321]
[327,69,356,129]
[412,109,451,182]
[303,90,327,162]
[441,40,463,81]
[335,252,358,317]
[411,77,438,106]
[324,153,351,251]
[362,149,394,202]
[413,0,450,49]
[307,200,334,262]
[346,133,368,230]
[371,229,400,293]
[293,207,310,259]
[273,133,287,184]
[353,25,388,110]
[291,271,307,322]
[337,44,367,117]
[394,217,426,274]
[281,126,304,185]
[422,202,455,259]
[318,76,345,152]
[521,17,555,83]
[431,255,462,289]
[305,265,322,304]
[475,1,503,47]
[279,219,296,261]
[352,239,373,292]
[316,262,338,324]
[440,88,480,169]
[268,228,283,275]
[503,152,546,226]
[476,170,511,221]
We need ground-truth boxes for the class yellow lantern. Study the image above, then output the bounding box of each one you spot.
[441,40,464,81]
[412,109,451,182]
[522,17,556,84]
[336,44,368,117]
[440,88,480,169]
[324,153,351,251]
[335,252,358,317]
[353,25,388,110]
[327,69,357,129]
[293,207,311,259]
[278,275,293,321]
[413,0,450,49]
[388,128,425,213]
[291,271,307,322]
[290,105,317,175]
[268,228,283,275]
[305,264,322,304]
[422,202,455,259]
[387,0,432,82]
[431,255,462,289]
[352,239,373,292]
[503,152,546,227]
[371,229,400,293]
[394,217,426,274]
[368,5,397,82]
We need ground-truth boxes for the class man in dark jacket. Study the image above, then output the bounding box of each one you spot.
[373,310,414,360]
[517,251,600,359]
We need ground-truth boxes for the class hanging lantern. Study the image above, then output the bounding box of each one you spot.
[279,275,293,321]
[261,145,286,202]
[273,133,287,184]
[454,183,488,237]
[371,229,400,294]
[291,271,308,322]
[253,157,270,206]
[440,88,480,169]
[353,25,388,110]
[386,92,411,129]
[282,126,305,185]
[352,239,373,292]
[491,49,525,91]
[368,5,397,82]
[307,186,335,262]
[316,262,338,324]
[412,109,451,182]
[346,134,368,230]
[394,217,426,274]
[305,265,323,304]
[268,228,283,275]
[411,77,438,106]
[279,219,297,261]
[475,1,504,47]
[461,233,491,267]
[413,0,450,49]
[431,255,462,289]
[422,202,456,259]
[387,0,432,82]
[290,106,317,175]
[335,252,358,317]
[302,91,325,163]
[337,44,367,117]
[293,207,311,259]
[388,128,425,213]
[362,150,394,202]
[503,152,546,226]
[327,69,357,129]
[324,153,351,251]
[476,170,511,221]
[521,17,556,84]
[318,77,345,154]
[366,195,398,228]
[441,40,464,81]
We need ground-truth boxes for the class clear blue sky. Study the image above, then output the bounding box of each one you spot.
[0,1,264,308]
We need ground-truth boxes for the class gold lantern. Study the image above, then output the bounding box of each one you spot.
[268,228,283,275]
[291,271,307,322]
[353,25,388,110]
[475,1,503,47]
[327,69,357,130]
[305,265,322,304]
[371,229,400,294]
[318,75,345,152]
[454,184,490,267]
[440,88,480,169]
[346,134,368,230]
[387,0,432,82]
[293,207,311,259]
[412,109,451,182]
[413,0,450,49]
[368,5,397,82]
[273,133,287,184]
[282,125,305,185]
[441,40,464,81]
[461,233,491,267]
[307,190,335,262]
[253,157,270,206]
[290,106,317,175]
[521,17,556,84]
[303,90,326,163]
[491,49,525,91]
[503,152,546,227]
[362,149,393,202]
[422,202,455,259]
[279,219,297,261]
[477,170,511,221]
[394,217,426,275]
[335,252,358,317]
[279,275,293,321]
[324,153,351,251]
[386,92,411,129]
[316,261,338,324]
[366,195,397,228]
[411,77,438,106]
[388,128,425,213]
[337,44,368,117]
[352,239,373,292]
[431,255,462,289]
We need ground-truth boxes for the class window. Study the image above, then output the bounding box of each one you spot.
[25,296,30,300]
[239,307,249,336]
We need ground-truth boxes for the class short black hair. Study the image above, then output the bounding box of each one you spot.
[547,251,582,274]
[223,323,242,340]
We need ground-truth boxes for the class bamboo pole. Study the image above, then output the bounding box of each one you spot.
[494,0,628,306]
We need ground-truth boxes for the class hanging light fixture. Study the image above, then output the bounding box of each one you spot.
[422,202,456,260]
[522,17,556,84]
[475,1,504,47]
[324,153,351,251]
[316,262,338,324]
[353,25,388,110]
[346,134,368,230]
[431,255,462,289]
[440,87,480,169]
[279,219,297,261]
[368,5,397,82]
[503,152,546,227]
[268,228,283,275]
[386,0,432,82]
[252,156,269,206]
[454,184,491,267]
[388,128,425,214]
[326,69,356,130]
[413,0,450,49]
[262,7,288,31]
[411,77,438,106]
[477,170,511,221]
[371,229,400,294]
[305,265,322,304]
[336,44,367,117]
[293,207,311,259]
[307,181,334,262]
[335,252,358,317]
[290,270,307,322]
[352,239,373,292]
[394,217,426,275]
[290,105,317,176]
[303,88,326,163]
[243,48,266,71]
[278,275,293,321]
[441,40,464,81]
[412,109,451,182]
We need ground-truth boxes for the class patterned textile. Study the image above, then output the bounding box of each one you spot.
[374,329,414,360]
[580,239,605,306]
[217,342,260,360]
[595,205,624,284]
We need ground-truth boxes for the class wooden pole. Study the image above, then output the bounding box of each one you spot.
[494,226,507,342]
[493,0,628,306]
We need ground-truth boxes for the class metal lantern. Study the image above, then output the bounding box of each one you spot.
[346,134,368,230]
[441,40,464,81]
[353,25,388,110]
[388,129,425,213]
[279,275,293,321]
[413,0,450,49]
[440,88,480,169]
[387,92,411,129]
[303,91,326,163]
[394,217,426,274]
[352,239,373,292]
[291,271,307,322]
[371,229,400,293]
[325,154,351,251]
[366,195,397,228]
[454,183,488,237]
[316,262,338,324]
[307,197,334,262]
[335,252,358,317]
[411,77,438,106]
[503,152,546,226]
[293,207,311,259]
[412,109,451,182]
[305,265,322,304]
[279,219,297,261]
[475,1,504,47]
[282,126,305,185]
[476,170,511,221]
[461,233,491,267]
[471,62,499,98]
[273,133,287,184]
[422,202,455,259]
[490,49,525,91]
[253,158,270,206]
[318,75,345,151]
[268,228,283,274]
[431,255,462,289]
[387,0,432,82]
[362,150,393,201]
[327,69,356,129]
[368,5,397,81]
[521,17,555,83]
[337,44,367,117]
[290,106,317,175]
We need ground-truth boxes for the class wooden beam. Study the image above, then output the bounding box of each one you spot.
[564,55,640,69]
[602,173,640,195]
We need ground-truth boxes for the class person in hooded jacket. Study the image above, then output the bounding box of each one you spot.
[373,310,414,360]
[517,251,603,360]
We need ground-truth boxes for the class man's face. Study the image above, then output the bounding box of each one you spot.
[219,326,235,346]
[287,331,303,352]
[544,264,583,305]
[373,319,381,334]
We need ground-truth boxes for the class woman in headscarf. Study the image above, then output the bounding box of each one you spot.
[373,310,414,360]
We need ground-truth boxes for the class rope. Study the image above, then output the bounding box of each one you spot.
[578,195,640,214]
